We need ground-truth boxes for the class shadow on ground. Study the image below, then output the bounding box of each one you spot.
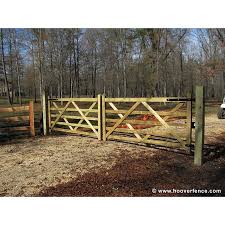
[37,137,225,197]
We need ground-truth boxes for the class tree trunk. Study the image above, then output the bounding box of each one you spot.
[14,30,22,105]
[0,29,12,105]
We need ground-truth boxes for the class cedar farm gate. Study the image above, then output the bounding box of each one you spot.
[47,86,205,165]
[48,97,102,140]
[48,96,193,151]
[102,96,193,151]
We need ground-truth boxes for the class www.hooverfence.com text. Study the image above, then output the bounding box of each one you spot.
[152,188,222,195]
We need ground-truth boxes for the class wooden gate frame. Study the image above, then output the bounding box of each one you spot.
[101,97,193,151]
[47,96,102,140]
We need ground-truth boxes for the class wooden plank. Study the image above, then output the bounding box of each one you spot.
[53,127,97,138]
[102,95,106,141]
[49,98,97,102]
[50,107,98,113]
[105,118,186,127]
[105,127,187,138]
[51,121,98,129]
[194,86,205,166]
[105,97,191,103]
[48,97,51,133]
[51,114,98,121]
[98,95,102,140]
[108,102,142,140]
[107,135,181,148]
[29,101,35,137]
[0,126,30,132]
[105,109,186,117]
[0,115,29,122]
[0,105,29,113]
[42,92,48,135]
[71,101,99,137]
[186,93,192,148]
[142,101,186,148]
[106,102,140,138]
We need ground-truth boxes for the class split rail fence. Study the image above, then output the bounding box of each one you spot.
[0,101,35,139]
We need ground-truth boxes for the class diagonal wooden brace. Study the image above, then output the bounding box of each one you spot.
[53,102,73,130]
[50,101,72,131]
[142,102,186,148]
[73,102,97,131]
[143,102,184,141]
[108,102,142,140]
[106,102,140,138]
[71,101,99,138]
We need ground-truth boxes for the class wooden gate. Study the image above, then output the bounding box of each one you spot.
[102,97,193,151]
[48,96,102,140]
[47,95,194,151]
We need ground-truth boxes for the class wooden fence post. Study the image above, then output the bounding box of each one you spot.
[42,91,48,135]
[48,96,51,134]
[102,94,106,141]
[98,94,102,140]
[186,92,192,150]
[29,100,35,137]
[194,86,205,166]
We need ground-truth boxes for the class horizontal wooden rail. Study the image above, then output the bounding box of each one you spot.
[50,107,98,113]
[0,126,30,132]
[107,135,181,148]
[53,127,97,138]
[0,105,29,113]
[105,110,187,117]
[105,127,187,138]
[49,98,97,102]
[50,114,98,121]
[51,121,99,129]
[105,97,192,102]
[105,119,187,127]
[0,115,29,122]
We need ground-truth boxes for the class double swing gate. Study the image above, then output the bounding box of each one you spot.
[48,95,193,152]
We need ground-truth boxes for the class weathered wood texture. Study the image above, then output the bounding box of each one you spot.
[0,101,35,137]
[29,101,35,137]
[194,86,205,166]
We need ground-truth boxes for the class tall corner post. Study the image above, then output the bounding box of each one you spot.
[194,86,205,166]
[29,100,35,137]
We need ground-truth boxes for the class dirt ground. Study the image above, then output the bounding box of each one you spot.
[0,106,225,197]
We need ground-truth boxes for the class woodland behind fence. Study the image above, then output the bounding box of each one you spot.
[1,28,225,105]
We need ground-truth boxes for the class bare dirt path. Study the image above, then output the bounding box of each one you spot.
[0,108,225,197]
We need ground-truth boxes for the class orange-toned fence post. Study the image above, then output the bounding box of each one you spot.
[29,100,35,137]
